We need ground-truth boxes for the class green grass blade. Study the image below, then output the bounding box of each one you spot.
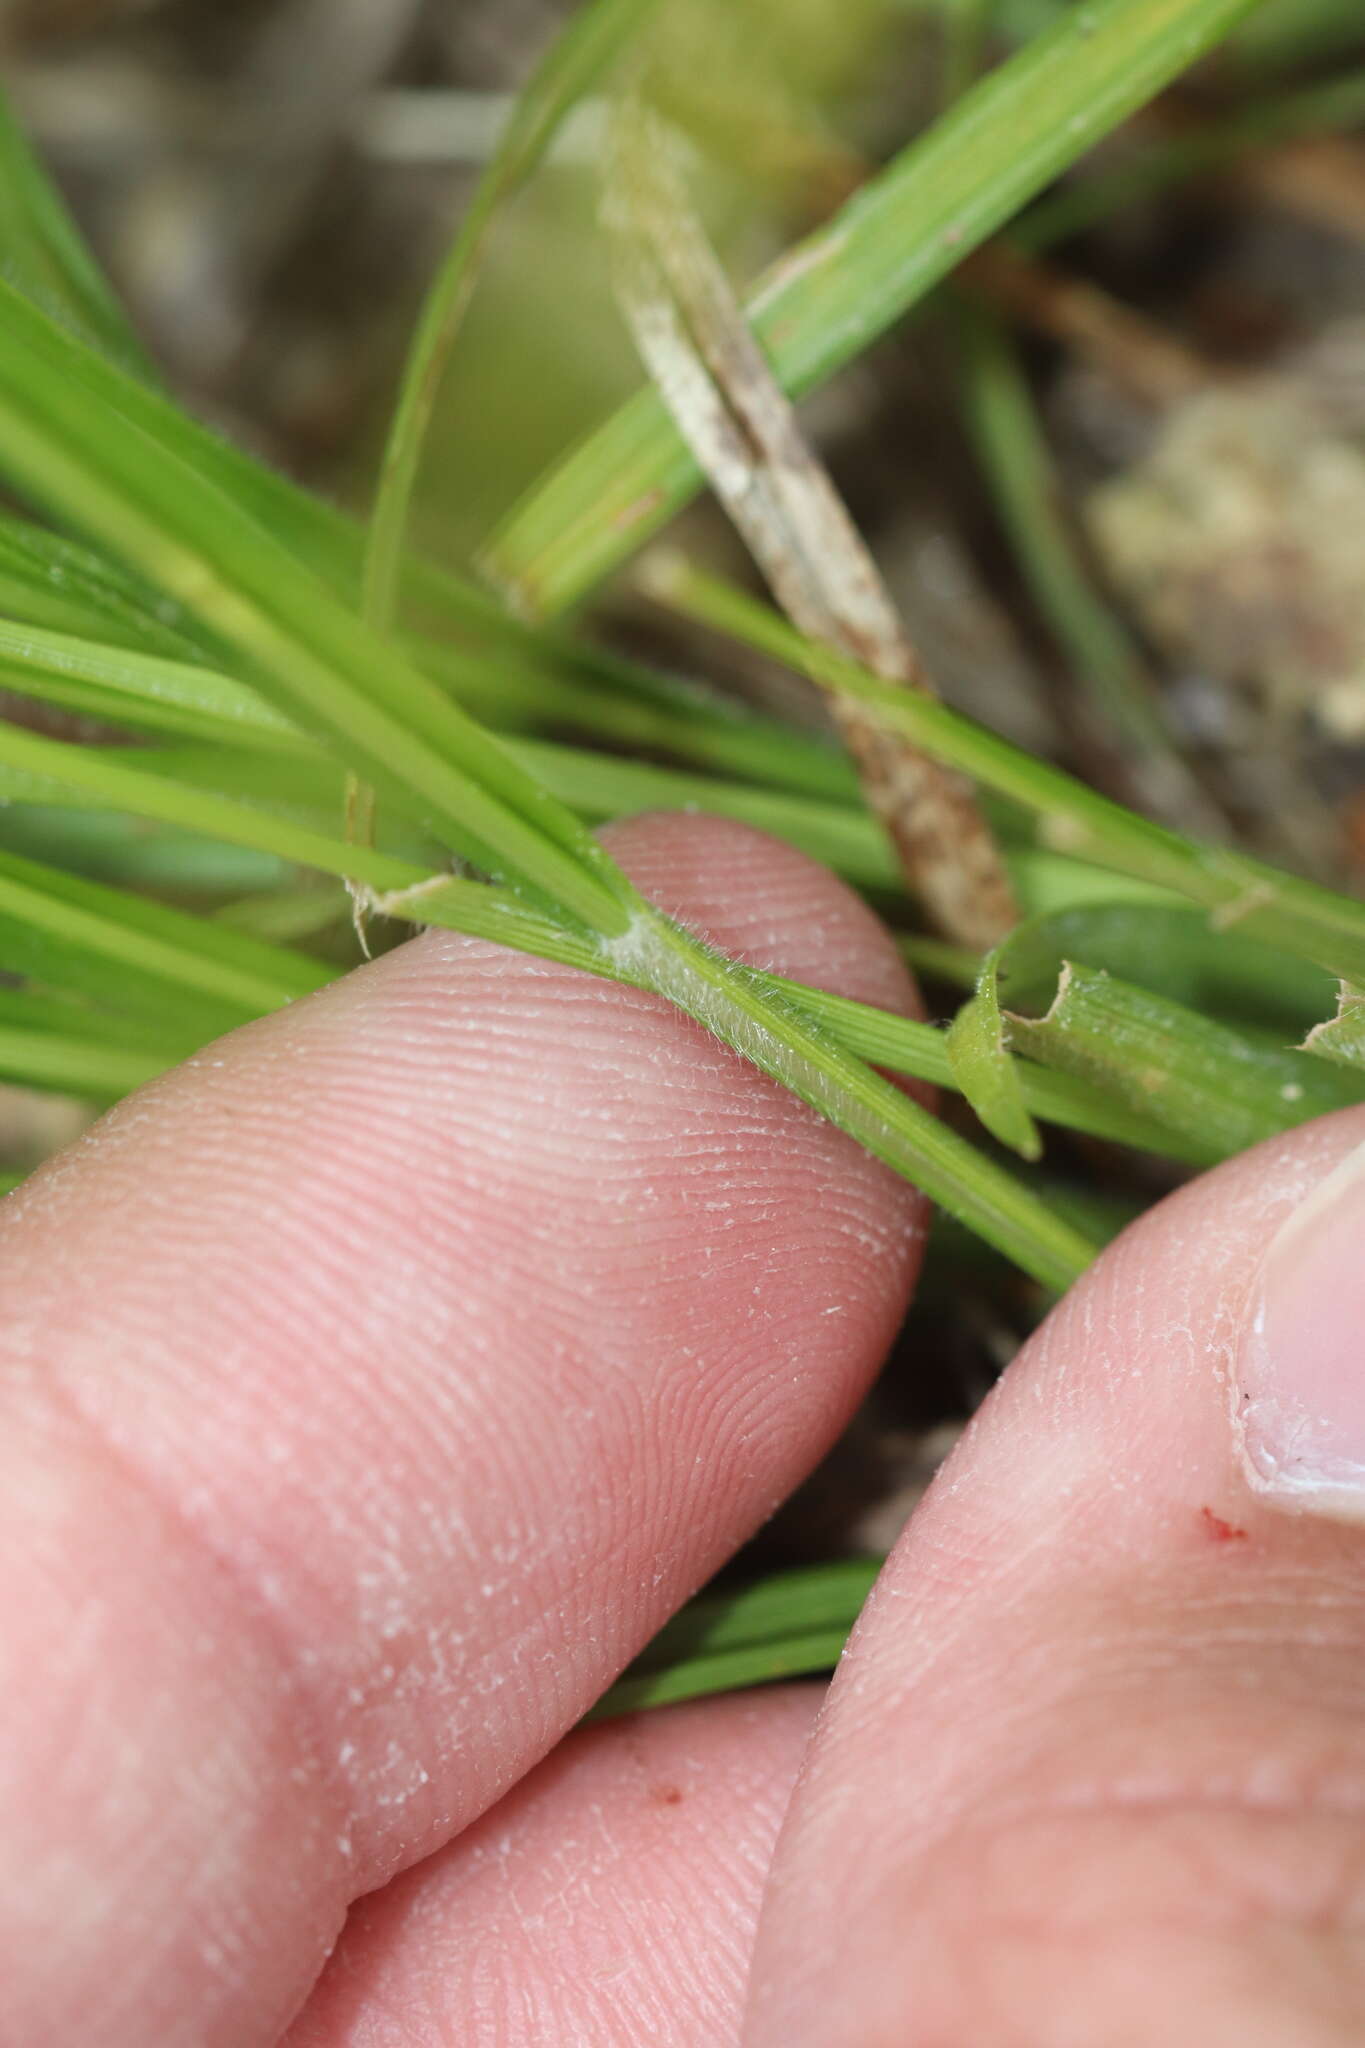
[0,616,1266,949]
[0,710,891,924]
[0,742,1106,1272]
[0,618,305,753]
[653,563,1365,988]
[945,894,1346,1165]
[0,91,505,644]
[0,277,636,938]
[296,865,1203,1161]
[614,910,1099,1288]
[594,1628,856,1715]
[365,873,1104,1276]
[952,297,1208,821]
[0,512,860,806]
[624,1559,883,1671]
[0,86,154,380]
[0,621,889,884]
[0,724,428,896]
[1016,64,1365,252]
[0,1026,168,1100]
[591,1559,881,1717]
[214,883,353,945]
[485,0,1265,613]
[0,708,1188,1159]
[0,989,202,1100]
[365,0,662,631]
[0,806,288,897]
[0,846,330,1031]
[512,738,897,890]
[0,515,210,660]
[896,934,983,989]
[415,634,859,803]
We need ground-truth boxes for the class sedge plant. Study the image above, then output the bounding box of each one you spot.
[0,0,1362,1705]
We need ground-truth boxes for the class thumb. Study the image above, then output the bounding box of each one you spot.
[746,1108,1365,2048]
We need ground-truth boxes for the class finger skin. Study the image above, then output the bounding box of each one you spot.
[286,1689,819,2048]
[745,1108,1365,2048]
[0,815,925,2048]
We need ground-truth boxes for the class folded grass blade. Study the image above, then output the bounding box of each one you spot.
[1305,987,1365,1072]
[1012,966,1365,1158]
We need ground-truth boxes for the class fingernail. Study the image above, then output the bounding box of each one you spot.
[1236,1140,1365,1518]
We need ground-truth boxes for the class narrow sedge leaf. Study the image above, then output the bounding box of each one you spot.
[593,1628,857,1716]
[0,276,635,937]
[0,1027,168,1101]
[757,975,1197,1159]
[651,564,1365,989]
[0,845,330,1032]
[0,516,860,807]
[0,87,154,379]
[625,1559,882,1671]
[0,514,210,661]
[1015,64,1365,252]
[0,92,509,647]
[485,0,1265,613]
[165,732,895,893]
[0,733,1238,1164]
[0,617,305,753]
[1011,965,1365,1160]
[214,884,354,945]
[512,739,897,892]
[592,1559,882,1718]
[367,872,1207,1162]
[356,0,660,909]
[0,984,189,1049]
[0,617,898,892]
[367,873,1102,1280]
[0,723,427,896]
[415,633,860,802]
[0,806,287,896]
[0,620,1262,945]
[0,990,190,1100]
[365,0,663,631]
[608,910,1099,1289]
[952,296,1210,829]
[0,733,1104,1273]
[896,934,983,990]
[947,973,1043,1160]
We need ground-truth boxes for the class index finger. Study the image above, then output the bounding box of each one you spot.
[0,814,925,2047]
